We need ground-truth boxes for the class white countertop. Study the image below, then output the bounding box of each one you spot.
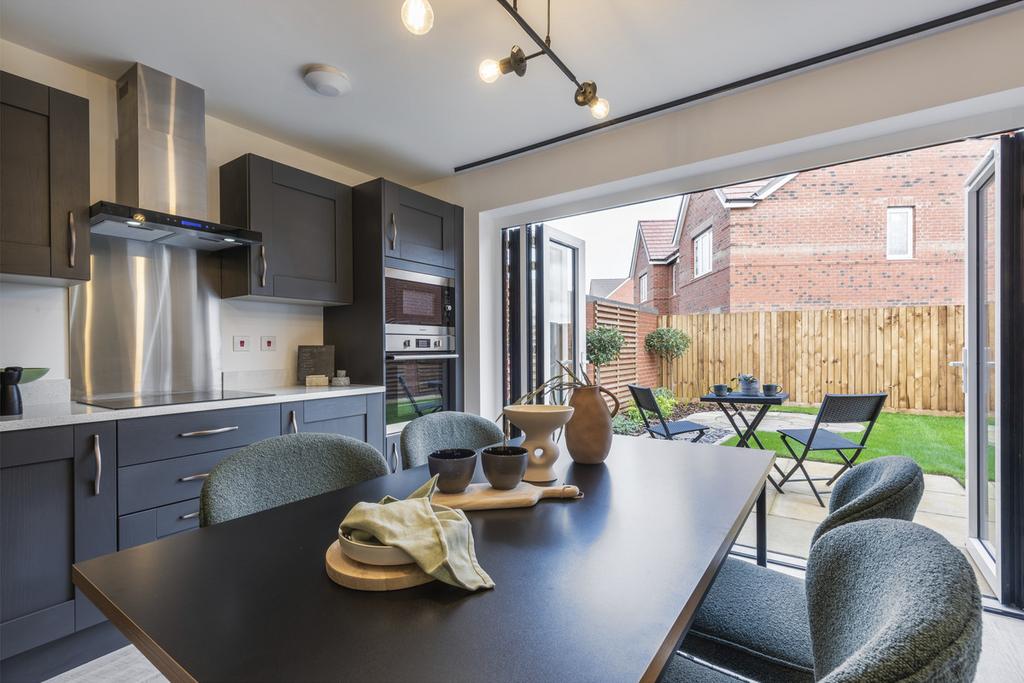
[0,384,385,432]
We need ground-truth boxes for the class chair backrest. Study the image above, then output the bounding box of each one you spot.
[199,433,387,526]
[627,384,662,416]
[806,519,982,682]
[817,393,887,425]
[399,411,503,469]
[810,455,924,545]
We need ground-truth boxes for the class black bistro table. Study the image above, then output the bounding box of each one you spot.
[700,391,791,499]
[72,437,773,683]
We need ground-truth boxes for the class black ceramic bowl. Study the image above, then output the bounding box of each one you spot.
[481,446,528,490]
[427,449,478,494]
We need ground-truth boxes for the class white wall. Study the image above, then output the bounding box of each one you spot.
[415,10,1024,420]
[0,40,374,383]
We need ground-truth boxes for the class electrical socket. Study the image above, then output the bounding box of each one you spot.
[260,336,277,352]
[233,335,251,352]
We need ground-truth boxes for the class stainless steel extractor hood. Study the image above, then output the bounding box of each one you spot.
[87,63,259,250]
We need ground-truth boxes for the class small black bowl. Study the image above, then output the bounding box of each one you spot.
[427,449,478,493]
[481,446,528,490]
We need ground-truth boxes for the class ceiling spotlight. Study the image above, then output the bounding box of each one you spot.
[303,64,352,97]
[574,81,609,119]
[478,46,528,83]
[401,0,434,35]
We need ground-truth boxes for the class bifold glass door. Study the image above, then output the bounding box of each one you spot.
[502,224,585,404]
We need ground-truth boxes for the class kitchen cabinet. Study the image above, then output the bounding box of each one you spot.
[220,153,353,305]
[382,180,456,269]
[0,423,116,659]
[281,394,384,455]
[0,72,90,283]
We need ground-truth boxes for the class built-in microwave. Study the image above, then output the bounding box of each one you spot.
[384,268,455,335]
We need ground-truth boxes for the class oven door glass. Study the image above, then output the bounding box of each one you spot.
[386,357,449,428]
[385,275,453,329]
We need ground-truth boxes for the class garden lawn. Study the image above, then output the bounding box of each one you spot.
[721,406,969,485]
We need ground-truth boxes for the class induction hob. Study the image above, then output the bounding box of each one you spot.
[78,390,273,410]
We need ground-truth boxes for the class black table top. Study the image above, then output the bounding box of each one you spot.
[700,391,790,405]
[73,436,774,683]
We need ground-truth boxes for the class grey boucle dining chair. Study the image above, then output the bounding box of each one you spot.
[399,411,503,469]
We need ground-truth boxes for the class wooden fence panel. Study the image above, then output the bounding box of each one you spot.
[658,305,965,414]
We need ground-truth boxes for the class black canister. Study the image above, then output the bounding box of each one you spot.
[1,366,24,416]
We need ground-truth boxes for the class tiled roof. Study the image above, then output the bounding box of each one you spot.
[589,277,628,298]
[716,174,797,205]
[639,220,678,260]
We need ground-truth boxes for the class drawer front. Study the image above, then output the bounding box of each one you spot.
[118,499,200,550]
[118,449,233,514]
[302,395,367,423]
[118,404,279,465]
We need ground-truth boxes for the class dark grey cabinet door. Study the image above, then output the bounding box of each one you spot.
[220,154,352,305]
[281,394,385,454]
[72,423,117,630]
[384,181,456,269]
[0,72,89,282]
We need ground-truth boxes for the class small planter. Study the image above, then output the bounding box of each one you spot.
[736,376,760,395]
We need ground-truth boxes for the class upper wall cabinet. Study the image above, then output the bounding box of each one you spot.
[383,181,456,270]
[0,72,90,284]
[220,154,353,305]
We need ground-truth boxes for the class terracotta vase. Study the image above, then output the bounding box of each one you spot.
[565,385,621,465]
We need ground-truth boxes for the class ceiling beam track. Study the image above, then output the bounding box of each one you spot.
[455,0,1024,173]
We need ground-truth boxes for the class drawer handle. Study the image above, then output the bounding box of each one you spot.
[179,473,210,482]
[289,410,299,434]
[68,211,77,269]
[179,511,200,520]
[390,212,398,250]
[389,442,399,474]
[179,426,239,438]
[93,433,102,496]
[259,244,267,288]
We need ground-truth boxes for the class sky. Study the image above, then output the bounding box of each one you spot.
[545,195,682,293]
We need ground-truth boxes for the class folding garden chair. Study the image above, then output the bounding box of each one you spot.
[775,393,888,506]
[628,384,709,443]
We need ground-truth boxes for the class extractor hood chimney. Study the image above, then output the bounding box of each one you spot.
[88,63,259,251]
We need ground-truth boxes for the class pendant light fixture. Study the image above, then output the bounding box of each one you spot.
[403,0,608,119]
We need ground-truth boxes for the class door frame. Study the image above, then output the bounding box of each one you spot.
[535,224,587,388]
[963,146,1000,596]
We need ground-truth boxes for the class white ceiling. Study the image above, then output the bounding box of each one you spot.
[0,0,995,184]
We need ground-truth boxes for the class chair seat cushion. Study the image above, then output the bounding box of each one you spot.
[650,420,707,438]
[682,558,814,682]
[778,428,862,451]
[660,653,748,682]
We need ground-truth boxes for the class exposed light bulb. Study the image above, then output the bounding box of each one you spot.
[478,59,502,84]
[589,97,610,119]
[401,0,434,35]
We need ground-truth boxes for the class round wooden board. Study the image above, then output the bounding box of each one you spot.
[325,540,434,591]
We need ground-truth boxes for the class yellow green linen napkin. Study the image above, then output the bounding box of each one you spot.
[339,475,494,591]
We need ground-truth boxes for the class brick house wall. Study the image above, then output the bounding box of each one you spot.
[634,138,993,315]
[630,241,675,312]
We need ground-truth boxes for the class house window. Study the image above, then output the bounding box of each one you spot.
[671,264,677,294]
[638,272,649,302]
[886,207,914,259]
[693,229,713,277]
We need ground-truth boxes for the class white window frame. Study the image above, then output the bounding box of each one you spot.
[671,263,677,294]
[886,206,914,260]
[638,272,649,302]
[693,228,713,277]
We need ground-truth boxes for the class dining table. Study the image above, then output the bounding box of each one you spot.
[72,435,774,683]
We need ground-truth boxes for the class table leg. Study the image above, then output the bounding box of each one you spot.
[756,484,767,567]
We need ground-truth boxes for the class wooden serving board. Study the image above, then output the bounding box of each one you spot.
[432,482,582,511]
[325,540,433,591]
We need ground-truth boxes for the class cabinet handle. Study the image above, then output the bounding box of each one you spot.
[92,434,102,496]
[179,473,210,482]
[180,511,200,520]
[389,212,398,250]
[68,211,77,269]
[259,245,268,287]
[289,410,299,434]
[389,442,399,473]
[179,426,239,438]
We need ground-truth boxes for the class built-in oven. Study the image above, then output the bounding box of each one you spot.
[385,333,457,431]
[385,268,455,336]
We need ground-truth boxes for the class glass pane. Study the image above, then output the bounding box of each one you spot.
[546,240,576,404]
[977,175,998,556]
[887,209,910,256]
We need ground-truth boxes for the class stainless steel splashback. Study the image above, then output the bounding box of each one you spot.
[116,63,207,218]
[70,236,221,399]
